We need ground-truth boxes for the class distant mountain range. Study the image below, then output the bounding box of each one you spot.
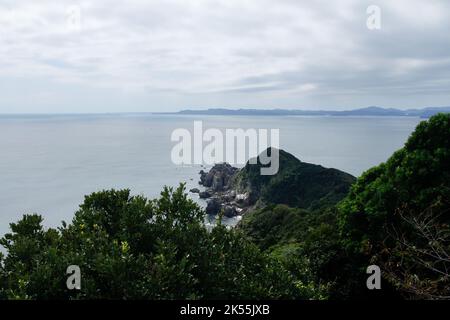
[170,106,450,118]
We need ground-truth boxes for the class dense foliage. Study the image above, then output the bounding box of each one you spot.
[240,114,450,299]
[0,185,320,300]
[337,113,450,298]
[239,203,366,299]
[233,148,356,210]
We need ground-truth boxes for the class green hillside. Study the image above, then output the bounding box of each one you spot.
[240,113,450,299]
[233,148,356,210]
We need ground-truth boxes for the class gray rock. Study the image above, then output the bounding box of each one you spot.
[189,188,200,193]
[206,198,221,215]
[197,163,253,220]
[235,193,249,205]
[199,190,212,199]
[223,191,236,202]
[211,175,224,191]
[199,163,238,190]
[223,205,237,218]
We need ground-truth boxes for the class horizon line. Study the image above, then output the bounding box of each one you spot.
[0,105,449,116]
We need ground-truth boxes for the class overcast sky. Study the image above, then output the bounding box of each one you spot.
[0,0,449,113]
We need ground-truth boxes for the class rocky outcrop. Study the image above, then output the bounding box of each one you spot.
[205,197,222,215]
[199,190,212,199]
[204,192,250,217]
[199,163,238,192]
[199,148,356,218]
[199,163,251,217]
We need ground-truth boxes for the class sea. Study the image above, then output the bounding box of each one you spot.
[0,114,422,238]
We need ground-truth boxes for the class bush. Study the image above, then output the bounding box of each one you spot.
[337,113,450,299]
[0,184,307,300]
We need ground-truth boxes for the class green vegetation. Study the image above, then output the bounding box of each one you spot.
[233,148,356,210]
[239,204,358,299]
[0,113,449,300]
[239,113,450,299]
[0,185,322,300]
[338,112,450,299]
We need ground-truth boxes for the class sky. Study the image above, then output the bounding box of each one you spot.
[0,0,449,113]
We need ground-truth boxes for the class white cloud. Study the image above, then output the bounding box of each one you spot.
[0,0,449,112]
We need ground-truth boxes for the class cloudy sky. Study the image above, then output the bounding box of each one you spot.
[0,0,449,113]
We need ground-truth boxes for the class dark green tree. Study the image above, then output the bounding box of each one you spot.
[337,113,450,298]
[0,184,308,300]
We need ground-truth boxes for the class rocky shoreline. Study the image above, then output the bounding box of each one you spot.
[189,148,357,219]
[190,163,253,218]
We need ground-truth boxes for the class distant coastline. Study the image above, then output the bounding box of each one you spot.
[1,106,449,119]
[160,106,450,118]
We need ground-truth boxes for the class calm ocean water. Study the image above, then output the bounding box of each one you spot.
[0,114,422,238]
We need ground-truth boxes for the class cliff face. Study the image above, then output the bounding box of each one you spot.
[195,148,356,217]
[199,163,238,192]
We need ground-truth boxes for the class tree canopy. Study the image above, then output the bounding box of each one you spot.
[337,113,450,298]
[0,184,320,300]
